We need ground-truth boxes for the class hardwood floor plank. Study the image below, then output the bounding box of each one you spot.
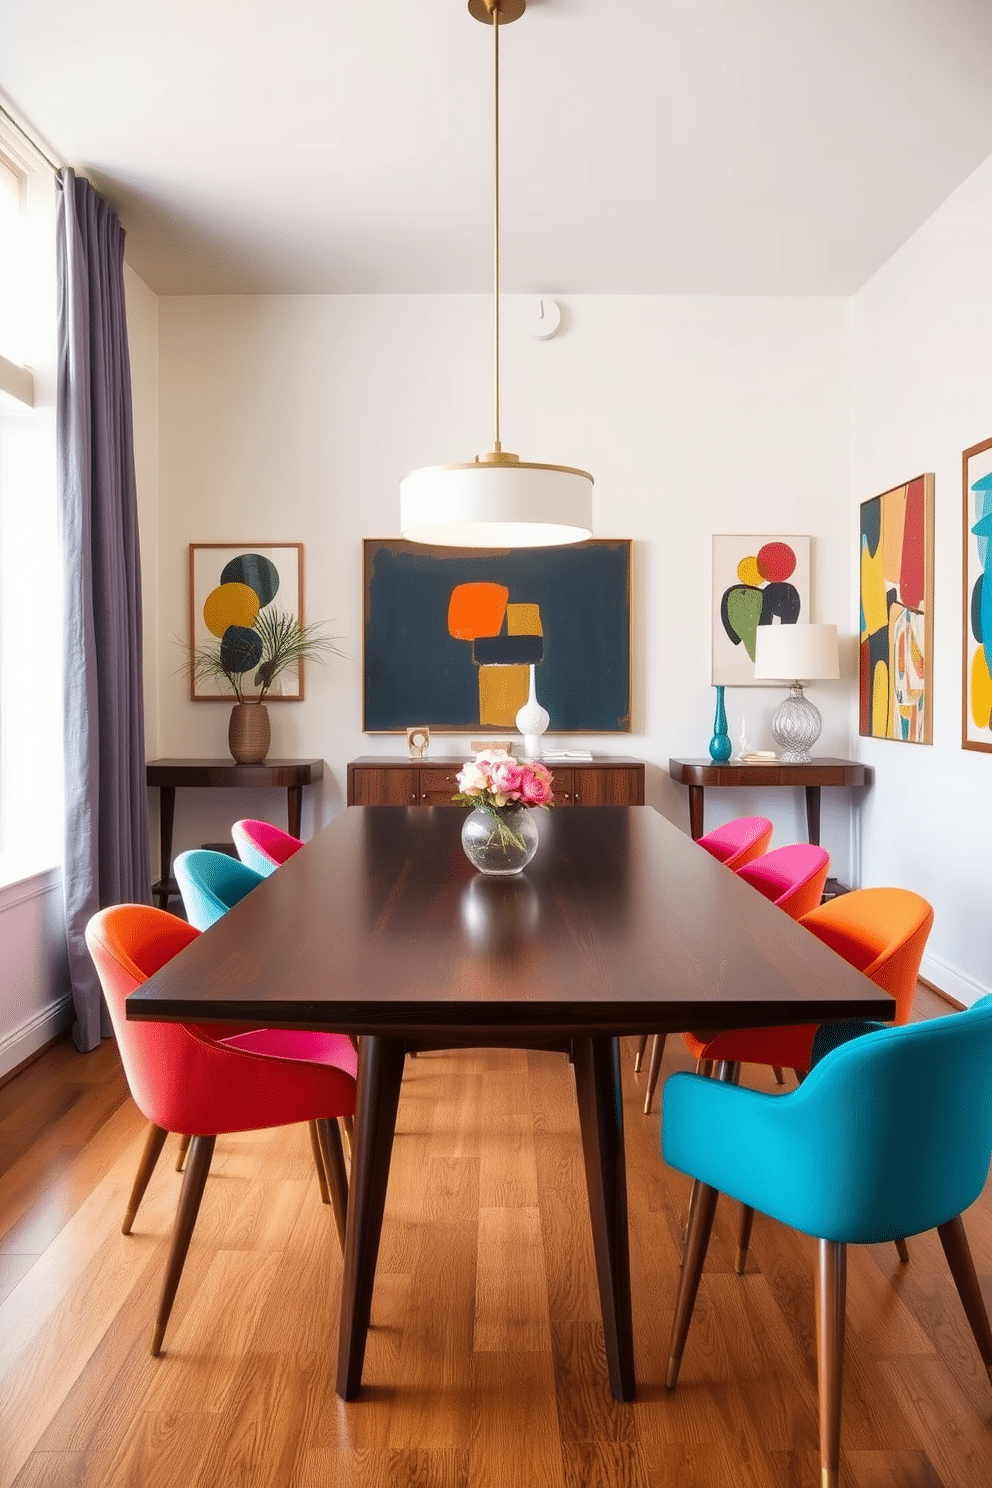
[474,1207,551,1353]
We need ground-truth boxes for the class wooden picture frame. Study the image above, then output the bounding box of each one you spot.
[362,538,632,733]
[189,542,305,701]
[858,475,934,743]
[963,437,992,752]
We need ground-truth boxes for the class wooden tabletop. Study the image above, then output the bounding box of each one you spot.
[128,805,893,1040]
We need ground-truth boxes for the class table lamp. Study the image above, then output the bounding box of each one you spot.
[753,623,840,762]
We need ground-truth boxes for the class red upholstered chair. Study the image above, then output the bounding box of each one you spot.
[85,903,357,1355]
[232,818,303,877]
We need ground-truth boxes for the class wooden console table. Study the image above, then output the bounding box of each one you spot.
[147,757,324,909]
[347,756,645,808]
[668,757,869,845]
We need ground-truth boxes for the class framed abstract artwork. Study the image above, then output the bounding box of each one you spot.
[963,437,992,752]
[189,543,304,701]
[858,474,934,743]
[711,535,811,686]
[362,539,632,733]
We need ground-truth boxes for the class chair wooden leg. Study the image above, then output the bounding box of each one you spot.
[937,1214,992,1386]
[772,1065,786,1085]
[316,1116,349,1253]
[151,1133,216,1356]
[308,1120,331,1205]
[633,1033,649,1072]
[341,1114,354,1155]
[681,1061,739,1246]
[174,1133,191,1172]
[666,1179,719,1388]
[895,1237,910,1263]
[736,1205,755,1275]
[123,1123,169,1234]
[814,1238,847,1488]
[643,1034,667,1114]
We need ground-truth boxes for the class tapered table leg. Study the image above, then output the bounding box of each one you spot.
[571,1035,636,1401]
[335,1034,406,1399]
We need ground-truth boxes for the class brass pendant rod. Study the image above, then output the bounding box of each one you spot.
[492,4,501,453]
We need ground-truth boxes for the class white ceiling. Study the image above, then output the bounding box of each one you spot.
[2,0,991,297]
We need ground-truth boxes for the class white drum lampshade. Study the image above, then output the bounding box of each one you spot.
[753,623,840,762]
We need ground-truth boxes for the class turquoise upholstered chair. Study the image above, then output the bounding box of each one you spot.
[174,848,265,929]
[662,997,992,1488]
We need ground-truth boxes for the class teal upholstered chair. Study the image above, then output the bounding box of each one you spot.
[174,848,265,929]
[662,996,992,1488]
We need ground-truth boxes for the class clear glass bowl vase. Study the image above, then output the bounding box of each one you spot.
[460,806,539,876]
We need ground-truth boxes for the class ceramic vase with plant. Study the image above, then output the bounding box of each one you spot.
[453,748,555,875]
[187,611,341,764]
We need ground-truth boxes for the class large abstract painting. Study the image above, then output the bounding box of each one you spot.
[859,475,934,743]
[963,437,992,752]
[712,535,810,685]
[363,539,631,733]
[189,543,304,701]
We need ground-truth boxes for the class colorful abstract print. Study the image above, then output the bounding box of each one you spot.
[719,540,802,660]
[967,467,992,737]
[203,553,283,680]
[859,477,931,742]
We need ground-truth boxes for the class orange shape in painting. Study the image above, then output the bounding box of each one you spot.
[506,602,543,636]
[203,582,260,638]
[448,582,509,641]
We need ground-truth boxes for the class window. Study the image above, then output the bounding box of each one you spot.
[0,127,60,878]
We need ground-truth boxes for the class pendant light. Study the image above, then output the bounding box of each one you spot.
[400,0,593,548]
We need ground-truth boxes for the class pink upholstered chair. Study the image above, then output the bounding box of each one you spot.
[634,816,775,1089]
[697,814,774,870]
[232,818,304,877]
[640,843,830,1115]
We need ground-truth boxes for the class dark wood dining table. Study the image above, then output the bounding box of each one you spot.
[126,805,894,1402]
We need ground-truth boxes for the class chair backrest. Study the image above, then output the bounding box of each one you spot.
[784,995,992,1242]
[232,818,303,877]
[737,843,830,921]
[698,815,773,870]
[800,887,934,1023]
[174,849,265,930]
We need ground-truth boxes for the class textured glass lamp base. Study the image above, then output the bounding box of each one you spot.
[769,685,822,764]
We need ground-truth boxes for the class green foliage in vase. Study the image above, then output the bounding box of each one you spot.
[187,613,343,704]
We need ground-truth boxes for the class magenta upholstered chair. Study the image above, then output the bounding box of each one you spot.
[697,814,774,871]
[232,818,304,877]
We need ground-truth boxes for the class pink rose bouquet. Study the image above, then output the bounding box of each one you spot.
[453,749,555,849]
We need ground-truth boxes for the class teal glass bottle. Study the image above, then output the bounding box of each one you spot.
[709,685,732,762]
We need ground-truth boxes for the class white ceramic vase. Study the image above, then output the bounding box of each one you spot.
[515,665,550,759]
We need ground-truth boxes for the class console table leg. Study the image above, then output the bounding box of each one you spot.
[156,787,176,909]
[805,785,822,846]
[688,785,705,840]
[287,785,303,839]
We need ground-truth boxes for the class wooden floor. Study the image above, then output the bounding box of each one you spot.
[2,994,992,1488]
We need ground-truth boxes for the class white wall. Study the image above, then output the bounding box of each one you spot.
[151,292,856,874]
[851,152,992,1005]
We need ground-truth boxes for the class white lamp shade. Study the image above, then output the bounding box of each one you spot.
[400,460,593,548]
[753,623,840,682]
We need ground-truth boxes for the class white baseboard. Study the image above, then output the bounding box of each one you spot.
[920,951,989,1010]
[0,993,73,1081]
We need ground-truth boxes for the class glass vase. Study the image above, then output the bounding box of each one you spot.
[461,806,539,876]
[709,685,732,762]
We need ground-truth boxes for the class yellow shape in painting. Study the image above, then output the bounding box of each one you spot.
[736,556,762,587]
[881,486,907,586]
[479,664,529,726]
[203,582,260,638]
[871,658,890,738]
[506,602,543,637]
[860,538,888,637]
[971,648,992,729]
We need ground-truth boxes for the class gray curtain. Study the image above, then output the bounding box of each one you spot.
[56,167,151,1052]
